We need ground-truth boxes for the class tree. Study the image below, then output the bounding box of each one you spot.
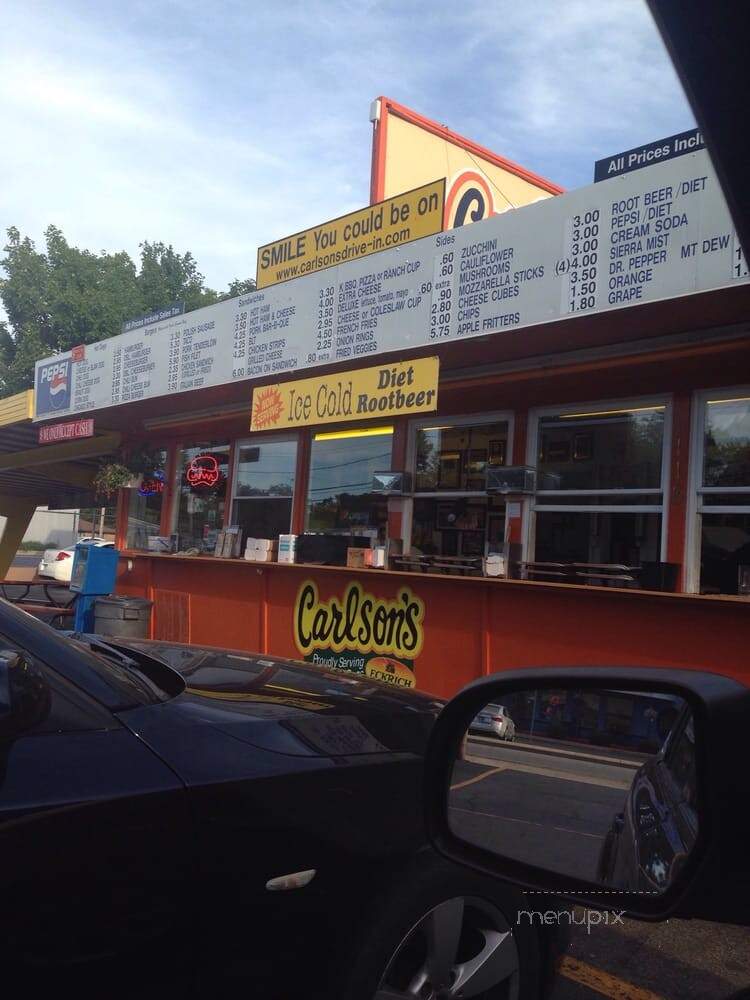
[0,226,255,394]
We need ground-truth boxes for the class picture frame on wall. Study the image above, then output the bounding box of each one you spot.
[488,439,506,466]
[573,432,593,461]
[438,452,461,489]
[544,437,571,462]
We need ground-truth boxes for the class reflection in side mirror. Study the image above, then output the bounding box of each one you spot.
[449,688,697,895]
[0,649,52,739]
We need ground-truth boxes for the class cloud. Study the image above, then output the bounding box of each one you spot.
[0,0,693,296]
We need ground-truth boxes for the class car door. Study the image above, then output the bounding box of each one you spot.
[0,634,192,981]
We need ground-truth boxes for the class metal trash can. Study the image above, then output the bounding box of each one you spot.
[94,595,153,639]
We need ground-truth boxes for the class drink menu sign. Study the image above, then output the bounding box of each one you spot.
[34,149,748,421]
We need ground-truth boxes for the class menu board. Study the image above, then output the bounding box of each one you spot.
[34,148,748,421]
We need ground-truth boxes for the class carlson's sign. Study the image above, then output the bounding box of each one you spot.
[38,417,94,445]
[251,356,439,431]
[256,179,444,289]
[293,579,425,687]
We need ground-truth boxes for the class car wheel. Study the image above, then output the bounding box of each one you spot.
[339,851,543,1000]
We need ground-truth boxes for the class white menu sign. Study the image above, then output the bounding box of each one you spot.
[33,148,748,421]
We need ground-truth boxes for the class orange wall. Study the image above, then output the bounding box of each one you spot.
[117,556,750,699]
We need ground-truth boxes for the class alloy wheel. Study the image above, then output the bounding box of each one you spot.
[374,894,520,999]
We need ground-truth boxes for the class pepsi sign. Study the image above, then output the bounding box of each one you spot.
[36,358,72,415]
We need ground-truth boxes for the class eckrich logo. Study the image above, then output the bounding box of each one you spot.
[37,358,72,414]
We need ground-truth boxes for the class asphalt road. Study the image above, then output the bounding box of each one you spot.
[452,737,636,885]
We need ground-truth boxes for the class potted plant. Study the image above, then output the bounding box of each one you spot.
[93,462,140,499]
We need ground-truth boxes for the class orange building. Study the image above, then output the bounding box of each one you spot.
[7,107,750,700]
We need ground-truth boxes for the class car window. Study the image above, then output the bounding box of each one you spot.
[663,715,697,810]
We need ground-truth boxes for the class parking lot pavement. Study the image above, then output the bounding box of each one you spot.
[550,912,750,999]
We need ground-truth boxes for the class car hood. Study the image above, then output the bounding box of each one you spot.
[112,638,445,758]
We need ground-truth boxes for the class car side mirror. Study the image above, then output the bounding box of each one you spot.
[0,649,51,740]
[425,667,750,927]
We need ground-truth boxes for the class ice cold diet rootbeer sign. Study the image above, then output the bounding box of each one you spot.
[250,357,439,431]
[33,147,748,422]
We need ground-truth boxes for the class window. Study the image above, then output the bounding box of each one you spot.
[174,442,230,554]
[232,437,297,543]
[305,426,392,538]
[692,392,750,595]
[415,419,509,492]
[530,402,668,572]
[410,416,511,558]
[126,448,168,550]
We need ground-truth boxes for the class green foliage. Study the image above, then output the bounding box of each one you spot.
[93,462,136,499]
[0,226,255,394]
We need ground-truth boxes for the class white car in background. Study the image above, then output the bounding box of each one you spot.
[469,703,516,741]
[37,537,113,583]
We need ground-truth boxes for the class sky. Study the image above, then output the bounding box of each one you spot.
[0,0,695,294]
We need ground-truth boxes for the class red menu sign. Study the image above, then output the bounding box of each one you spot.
[39,418,95,445]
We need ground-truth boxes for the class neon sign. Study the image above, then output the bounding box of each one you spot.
[138,470,165,497]
[186,454,223,490]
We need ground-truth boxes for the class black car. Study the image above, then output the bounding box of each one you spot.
[0,598,564,1000]
[597,704,698,893]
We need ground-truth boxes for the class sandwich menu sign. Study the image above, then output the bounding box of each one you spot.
[34,147,748,422]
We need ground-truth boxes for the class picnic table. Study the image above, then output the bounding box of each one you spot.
[0,568,76,627]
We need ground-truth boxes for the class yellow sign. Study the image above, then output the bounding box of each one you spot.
[251,356,439,432]
[256,179,445,289]
[294,579,425,687]
[371,98,561,228]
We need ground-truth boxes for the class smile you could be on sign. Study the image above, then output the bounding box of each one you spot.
[250,356,439,431]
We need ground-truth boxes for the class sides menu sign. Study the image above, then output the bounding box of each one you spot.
[34,148,749,422]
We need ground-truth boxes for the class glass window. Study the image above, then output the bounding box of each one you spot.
[704,397,750,487]
[532,403,668,583]
[538,407,665,491]
[697,396,750,595]
[174,442,229,554]
[126,448,168,550]
[415,420,508,492]
[534,511,662,566]
[305,427,392,537]
[232,438,297,544]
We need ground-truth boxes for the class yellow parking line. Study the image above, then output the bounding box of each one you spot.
[450,765,507,790]
[559,957,666,1000]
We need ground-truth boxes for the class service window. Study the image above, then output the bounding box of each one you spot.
[305,426,392,538]
[531,402,667,570]
[693,392,750,595]
[231,437,297,543]
[410,416,510,558]
[173,442,230,554]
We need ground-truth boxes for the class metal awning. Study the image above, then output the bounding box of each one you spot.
[0,390,120,503]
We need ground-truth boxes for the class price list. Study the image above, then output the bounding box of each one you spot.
[560,209,601,314]
[167,329,181,392]
[110,347,123,404]
[316,283,335,360]
[431,249,455,340]
[732,233,748,280]
[33,148,750,423]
